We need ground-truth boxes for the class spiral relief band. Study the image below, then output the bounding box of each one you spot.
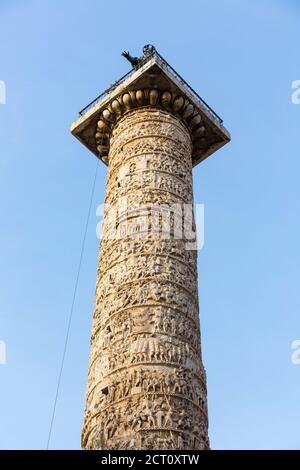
[81,106,209,450]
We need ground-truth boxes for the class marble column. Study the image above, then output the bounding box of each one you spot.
[82,104,209,450]
[70,50,230,451]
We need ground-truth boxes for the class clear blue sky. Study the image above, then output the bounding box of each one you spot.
[0,0,299,450]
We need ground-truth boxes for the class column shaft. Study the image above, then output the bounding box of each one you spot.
[82,107,209,450]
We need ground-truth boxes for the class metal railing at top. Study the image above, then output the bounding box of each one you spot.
[78,50,223,125]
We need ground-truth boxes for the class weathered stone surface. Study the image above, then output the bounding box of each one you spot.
[81,107,209,450]
[71,50,230,451]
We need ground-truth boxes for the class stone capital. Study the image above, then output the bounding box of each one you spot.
[71,53,230,167]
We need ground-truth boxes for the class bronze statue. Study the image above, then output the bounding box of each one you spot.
[122,45,156,68]
[121,51,140,67]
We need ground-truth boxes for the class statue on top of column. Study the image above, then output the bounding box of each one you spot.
[122,44,156,68]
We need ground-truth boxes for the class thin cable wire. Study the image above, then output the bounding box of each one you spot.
[46,160,99,449]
